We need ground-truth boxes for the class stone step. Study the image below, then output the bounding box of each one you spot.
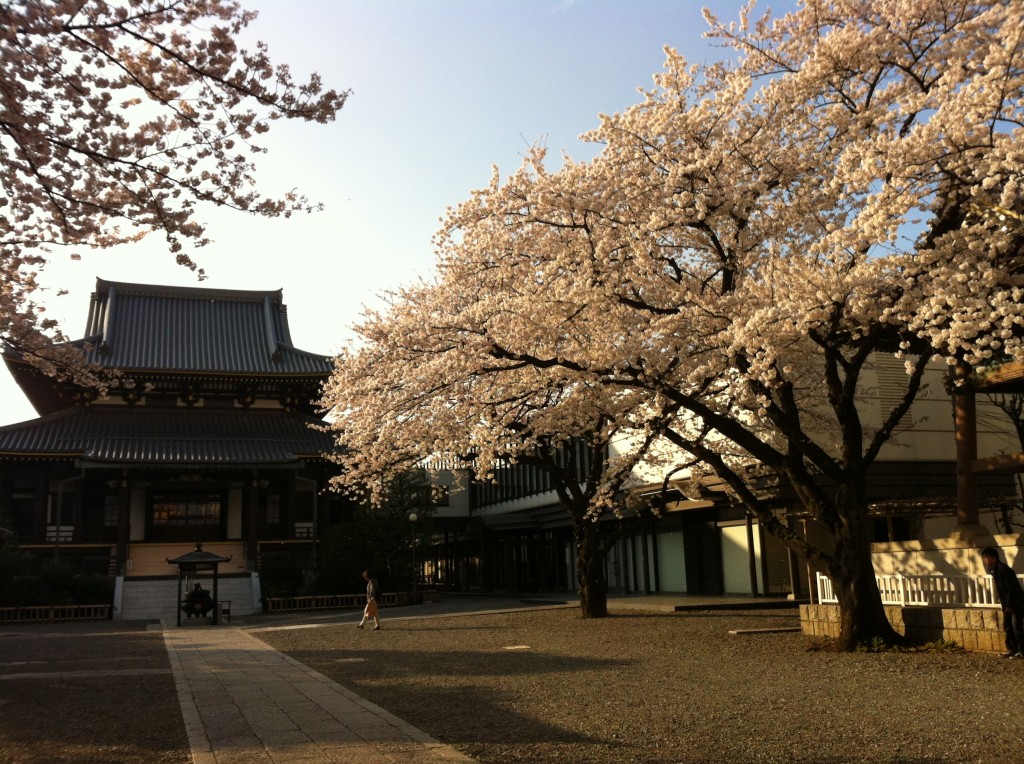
[116,575,260,620]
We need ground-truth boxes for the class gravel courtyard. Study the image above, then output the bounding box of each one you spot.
[259,606,1024,764]
[0,621,189,764]
[1,604,1023,763]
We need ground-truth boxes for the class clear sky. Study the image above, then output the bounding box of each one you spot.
[1,0,792,426]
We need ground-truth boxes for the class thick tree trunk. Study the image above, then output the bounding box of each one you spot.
[575,520,608,618]
[831,555,901,650]
[828,492,903,650]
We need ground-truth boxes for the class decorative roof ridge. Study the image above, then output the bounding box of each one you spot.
[94,277,284,304]
[278,345,332,362]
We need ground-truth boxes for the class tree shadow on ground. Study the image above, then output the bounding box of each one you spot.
[279,644,630,680]
[263,636,634,749]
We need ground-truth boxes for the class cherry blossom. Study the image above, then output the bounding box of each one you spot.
[325,1,1024,647]
[0,1,347,382]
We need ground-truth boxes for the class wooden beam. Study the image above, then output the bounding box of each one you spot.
[970,360,1024,391]
[971,451,1024,474]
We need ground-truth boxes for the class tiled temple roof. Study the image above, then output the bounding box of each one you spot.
[78,279,332,375]
[0,406,333,466]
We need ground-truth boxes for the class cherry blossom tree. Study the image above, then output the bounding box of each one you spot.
[321,278,680,617]
[425,0,1024,649]
[320,0,1024,646]
[0,0,347,383]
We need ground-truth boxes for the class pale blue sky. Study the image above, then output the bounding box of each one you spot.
[2,0,791,426]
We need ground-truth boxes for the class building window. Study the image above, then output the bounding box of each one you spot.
[264,494,281,526]
[104,495,118,527]
[152,493,222,527]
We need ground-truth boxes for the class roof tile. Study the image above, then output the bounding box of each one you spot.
[0,407,333,465]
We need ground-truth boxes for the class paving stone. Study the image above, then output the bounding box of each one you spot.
[163,624,473,763]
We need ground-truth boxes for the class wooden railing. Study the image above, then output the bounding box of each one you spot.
[816,572,1021,608]
[263,591,411,613]
[0,604,112,623]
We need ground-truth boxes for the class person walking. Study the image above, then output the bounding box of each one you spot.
[357,569,381,631]
[981,547,1024,657]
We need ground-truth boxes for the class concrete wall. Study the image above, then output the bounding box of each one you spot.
[863,355,1018,462]
[871,534,1024,578]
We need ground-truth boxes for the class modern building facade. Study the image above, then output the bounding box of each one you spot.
[418,355,1021,601]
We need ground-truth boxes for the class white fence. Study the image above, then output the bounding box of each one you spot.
[816,572,1024,608]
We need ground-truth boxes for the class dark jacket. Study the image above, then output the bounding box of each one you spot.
[366,577,380,602]
[988,560,1024,610]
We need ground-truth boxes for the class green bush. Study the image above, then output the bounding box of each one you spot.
[0,552,114,607]
[6,576,48,607]
[0,547,27,606]
[69,575,115,605]
[41,561,79,604]
[259,558,306,600]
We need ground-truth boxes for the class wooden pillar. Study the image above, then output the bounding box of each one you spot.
[786,545,803,599]
[647,527,658,593]
[69,478,84,542]
[32,475,47,543]
[954,361,980,527]
[246,474,259,569]
[629,531,638,595]
[211,566,220,626]
[759,524,771,595]
[746,512,760,596]
[640,527,651,594]
[116,471,131,575]
[802,518,817,605]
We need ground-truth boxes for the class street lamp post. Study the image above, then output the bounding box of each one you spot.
[408,512,418,604]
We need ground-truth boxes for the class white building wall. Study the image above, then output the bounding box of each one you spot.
[656,531,686,592]
[613,354,1020,495]
[721,524,761,594]
[862,355,1017,462]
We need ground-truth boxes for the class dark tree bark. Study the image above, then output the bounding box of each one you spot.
[826,491,904,649]
[574,518,609,618]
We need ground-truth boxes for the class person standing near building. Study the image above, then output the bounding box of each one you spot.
[981,547,1024,657]
[357,569,381,631]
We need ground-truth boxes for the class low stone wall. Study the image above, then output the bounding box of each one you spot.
[801,603,1006,653]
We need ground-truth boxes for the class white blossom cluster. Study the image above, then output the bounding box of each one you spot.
[323,1,1024,601]
[0,1,346,381]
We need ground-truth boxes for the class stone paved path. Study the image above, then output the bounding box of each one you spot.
[163,624,474,764]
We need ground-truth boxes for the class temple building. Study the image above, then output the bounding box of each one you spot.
[0,279,344,617]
